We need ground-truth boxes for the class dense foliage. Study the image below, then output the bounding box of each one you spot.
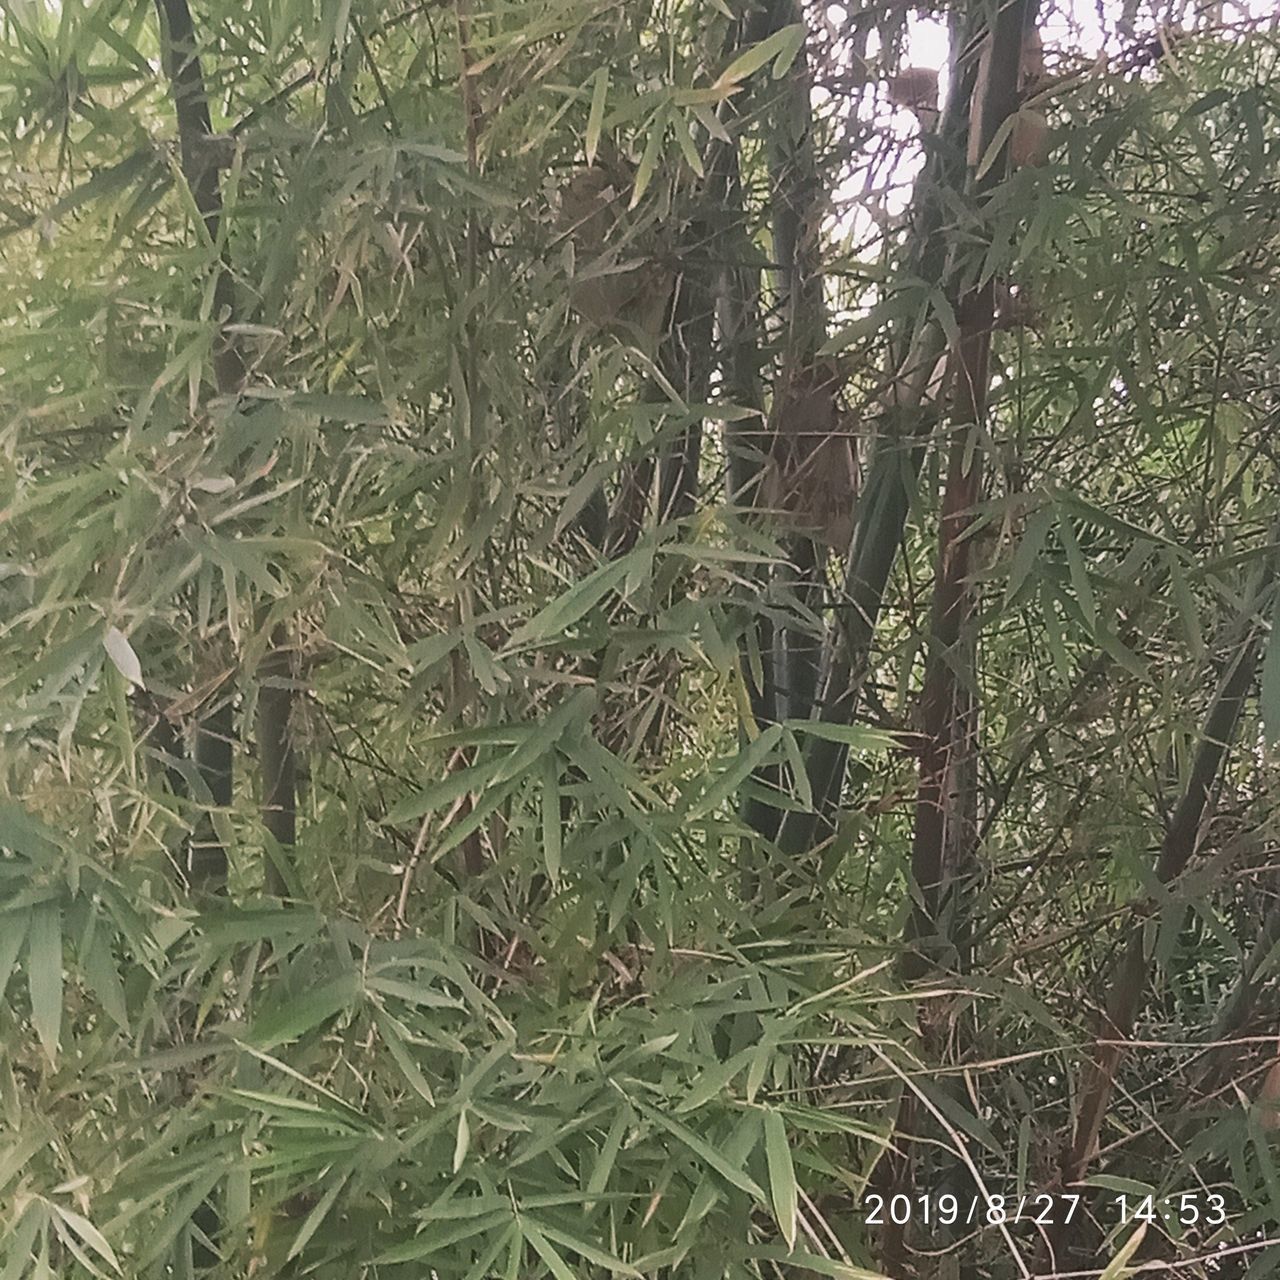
[4,0,1280,1277]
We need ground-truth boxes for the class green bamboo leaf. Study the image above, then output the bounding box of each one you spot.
[714,24,805,89]
[585,68,609,165]
[491,691,591,786]
[0,911,28,1003]
[676,1048,754,1113]
[1057,512,1096,631]
[541,755,563,885]
[247,975,357,1049]
[28,900,62,1064]
[763,1109,798,1248]
[289,392,391,424]
[785,720,896,751]
[46,149,156,223]
[1080,1177,1162,1198]
[374,1211,511,1262]
[688,724,783,819]
[671,111,704,177]
[370,1007,436,1105]
[529,1219,642,1276]
[0,1206,42,1280]
[1097,626,1149,682]
[631,1098,765,1199]
[1262,593,1280,744]
[81,928,129,1032]
[690,101,730,141]
[586,1104,630,1197]
[503,555,633,652]
[286,1173,349,1260]
[386,758,504,825]
[1041,584,1071,679]
[914,1077,1002,1157]
[630,104,668,209]
[522,1223,578,1280]
[781,727,813,811]
[365,975,464,1009]
[1058,494,1173,548]
[406,631,461,670]
[974,110,1020,181]
[0,804,61,860]
[47,1202,120,1274]
[745,1247,886,1279]
[1005,506,1052,603]
[1167,548,1204,659]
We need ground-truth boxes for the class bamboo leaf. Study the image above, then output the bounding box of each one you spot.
[286,1174,349,1260]
[0,911,28,1003]
[585,68,609,165]
[522,1223,577,1280]
[531,1220,642,1276]
[785,720,896,751]
[1057,512,1097,631]
[586,1105,630,1197]
[247,975,357,1049]
[1262,592,1280,744]
[386,758,504,825]
[103,626,144,688]
[688,724,783,819]
[47,1203,120,1274]
[504,556,633,652]
[370,1007,436,1105]
[453,1108,471,1172]
[630,104,668,208]
[714,24,805,89]
[374,1211,511,1262]
[541,755,563,885]
[745,1247,886,1279]
[631,1098,765,1199]
[28,900,62,1064]
[1005,506,1052,603]
[763,1109,798,1248]
[1099,1223,1147,1280]
[81,928,129,1032]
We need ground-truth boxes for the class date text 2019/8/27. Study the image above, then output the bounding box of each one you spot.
[861,1194,1082,1227]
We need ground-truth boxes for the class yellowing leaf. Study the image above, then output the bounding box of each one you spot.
[103,626,144,689]
[453,1108,471,1172]
[1099,1223,1147,1280]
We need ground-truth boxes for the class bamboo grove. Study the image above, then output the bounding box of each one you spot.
[3,0,1280,1277]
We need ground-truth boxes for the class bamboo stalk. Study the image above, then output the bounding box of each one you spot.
[770,11,987,858]
[153,0,246,889]
[871,4,1040,1270]
[1044,545,1276,1267]
[257,629,297,897]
